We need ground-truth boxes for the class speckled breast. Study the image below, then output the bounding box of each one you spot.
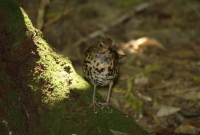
[83,53,119,86]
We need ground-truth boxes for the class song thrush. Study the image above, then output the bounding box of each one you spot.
[83,35,122,110]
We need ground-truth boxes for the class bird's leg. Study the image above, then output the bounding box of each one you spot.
[98,81,113,109]
[89,84,99,111]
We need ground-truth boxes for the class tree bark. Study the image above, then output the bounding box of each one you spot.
[0,0,149,134]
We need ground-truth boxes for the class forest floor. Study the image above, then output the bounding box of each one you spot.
[23,0,200,134]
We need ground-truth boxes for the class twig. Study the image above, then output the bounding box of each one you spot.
[190,5,200,21]
[36,0,49,30]
[71,2,154,46]
[44,6,74,28]
[135,2,154,14]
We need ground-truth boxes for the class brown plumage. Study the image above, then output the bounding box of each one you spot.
[83,35,122,110]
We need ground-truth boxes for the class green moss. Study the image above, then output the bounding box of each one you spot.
[0,71,11,89]
[0,1,33,56]
[29,31,90,106]
[0,81,25,134]
[32,35,90,105]
[0,0,25,134]
[8,103,25,134]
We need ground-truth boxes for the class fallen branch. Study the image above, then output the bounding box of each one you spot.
[70,2,154,46]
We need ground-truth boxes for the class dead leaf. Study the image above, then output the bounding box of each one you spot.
[175,125,200,135]
[155,105,181,117]
[110,129,131,135]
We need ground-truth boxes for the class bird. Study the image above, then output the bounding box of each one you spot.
[83,35,123,110]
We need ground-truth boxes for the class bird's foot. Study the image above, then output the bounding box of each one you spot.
[98,102,110,109]
[89,98,99,111]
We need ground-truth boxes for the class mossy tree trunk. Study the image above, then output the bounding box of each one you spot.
[0,0,149,134]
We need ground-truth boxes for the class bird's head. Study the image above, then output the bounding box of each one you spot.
[96,35,114,52]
